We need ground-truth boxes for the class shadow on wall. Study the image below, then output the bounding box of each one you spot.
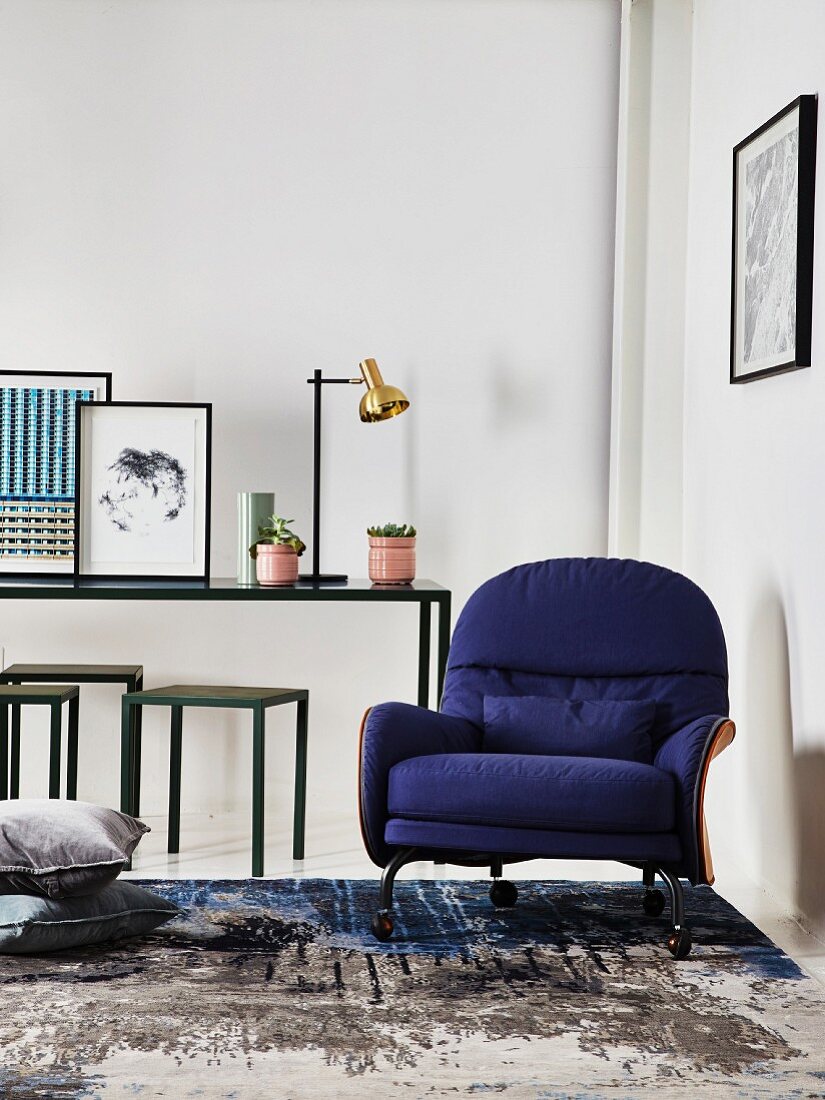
[793,749,825,930]
[745,589,825,933]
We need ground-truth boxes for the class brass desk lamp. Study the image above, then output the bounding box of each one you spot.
[299,358,409,583]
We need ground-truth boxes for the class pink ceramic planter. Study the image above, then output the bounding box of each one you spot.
[368,536,416,584]
[255,544,299,586]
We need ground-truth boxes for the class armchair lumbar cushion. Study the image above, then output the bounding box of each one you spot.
[482,695,656,762]
[359,557,736,959]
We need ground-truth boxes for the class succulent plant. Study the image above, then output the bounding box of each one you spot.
[367,523,417,538]
[249,514,306,558]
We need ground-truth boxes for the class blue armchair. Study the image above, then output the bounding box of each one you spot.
[359,558,735,958]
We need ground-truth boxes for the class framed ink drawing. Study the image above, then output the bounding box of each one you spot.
[731,95,817,383]
[75,402,211,581]
[0,370,112,576]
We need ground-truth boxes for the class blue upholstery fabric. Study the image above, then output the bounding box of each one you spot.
[446,559,727,683]
[384,819,682,866]
[388,753,675,833]
[655,713,730,883]
[359,702,480,865]
[358,558,730,884]
[482,696,655,762]
[444,667,725,750]
[442,558,728,748]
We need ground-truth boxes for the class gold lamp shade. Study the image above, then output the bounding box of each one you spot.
[358,358,410,423]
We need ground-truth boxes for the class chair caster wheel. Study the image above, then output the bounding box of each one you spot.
[642,889,665,917]
[667,926,692,959]
[371,911,394,942]
[489,880,518,908]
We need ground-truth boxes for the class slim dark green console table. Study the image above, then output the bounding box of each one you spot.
[0,578,452,709]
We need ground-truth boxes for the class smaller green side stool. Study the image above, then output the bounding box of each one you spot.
[0,664,144,800]
[0,684,80,800]
[120,685,309,877]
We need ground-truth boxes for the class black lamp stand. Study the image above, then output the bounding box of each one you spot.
[298,368,359,583]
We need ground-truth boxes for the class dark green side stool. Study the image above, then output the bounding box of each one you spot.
[120,685,309,877]
[0,664,144,801]
[0,684,79,799]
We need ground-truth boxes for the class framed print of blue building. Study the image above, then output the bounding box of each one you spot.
[0,371,112,575]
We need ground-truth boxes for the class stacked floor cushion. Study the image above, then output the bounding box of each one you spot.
[0,800,178,952]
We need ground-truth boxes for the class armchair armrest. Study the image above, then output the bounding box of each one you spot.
[358,702,481,867]
[655,715,736,885]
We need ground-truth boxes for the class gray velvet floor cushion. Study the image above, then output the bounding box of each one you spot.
[0,800,149,898]
[0,880,179,953]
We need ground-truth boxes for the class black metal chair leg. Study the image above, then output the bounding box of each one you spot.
[658,866,692,959]
[379,846,418,911]
[641,861,665,917]
[371,846,418,941]
[658,866,685,928]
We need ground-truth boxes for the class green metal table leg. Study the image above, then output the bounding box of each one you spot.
[252,704,265,877]
[168,706,183,854]
[10,697,20,799]
[120,698,134,815]
[131,676,143,816]
[293,697,308,860]
[437,591,452,705]
[0,704,8,801]
[417,602,431,708]
[433,596,451,869]
[66,695,79,800]
[48,703,62,799]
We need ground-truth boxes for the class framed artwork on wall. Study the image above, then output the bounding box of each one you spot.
[75,402,212,582]
[0,370,112,576]
[731,95,818,383]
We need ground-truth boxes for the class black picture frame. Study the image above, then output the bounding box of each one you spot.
[0,370,113,578]
[74,401,212,582]
[731,95,818,383]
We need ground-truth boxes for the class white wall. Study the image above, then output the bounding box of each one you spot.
[683,0,825,938]
[0,1,619,817]
[609,0,691,568]
[612,0,825,937]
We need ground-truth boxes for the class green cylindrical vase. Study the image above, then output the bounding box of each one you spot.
[238,492,275,585]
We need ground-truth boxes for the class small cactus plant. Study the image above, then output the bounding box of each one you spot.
[249,514,306,559]
[367,523,416,538]
[368,522,416,583]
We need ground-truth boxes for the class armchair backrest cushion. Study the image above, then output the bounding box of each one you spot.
[442,558,728,750]
[482,696,656,762]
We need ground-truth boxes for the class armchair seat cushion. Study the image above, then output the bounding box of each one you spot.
[387,752,676,835]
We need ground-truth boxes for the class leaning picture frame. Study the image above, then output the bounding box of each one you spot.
[0,370,112,577]
[731,95,818,383]
[74,401,212,582]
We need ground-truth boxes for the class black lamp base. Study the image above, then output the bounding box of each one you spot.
[297,572,348,584]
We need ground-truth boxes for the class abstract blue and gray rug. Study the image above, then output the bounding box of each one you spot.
[1,879,823,1098]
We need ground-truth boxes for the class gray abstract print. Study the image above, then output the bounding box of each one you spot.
[744,125,798,364]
